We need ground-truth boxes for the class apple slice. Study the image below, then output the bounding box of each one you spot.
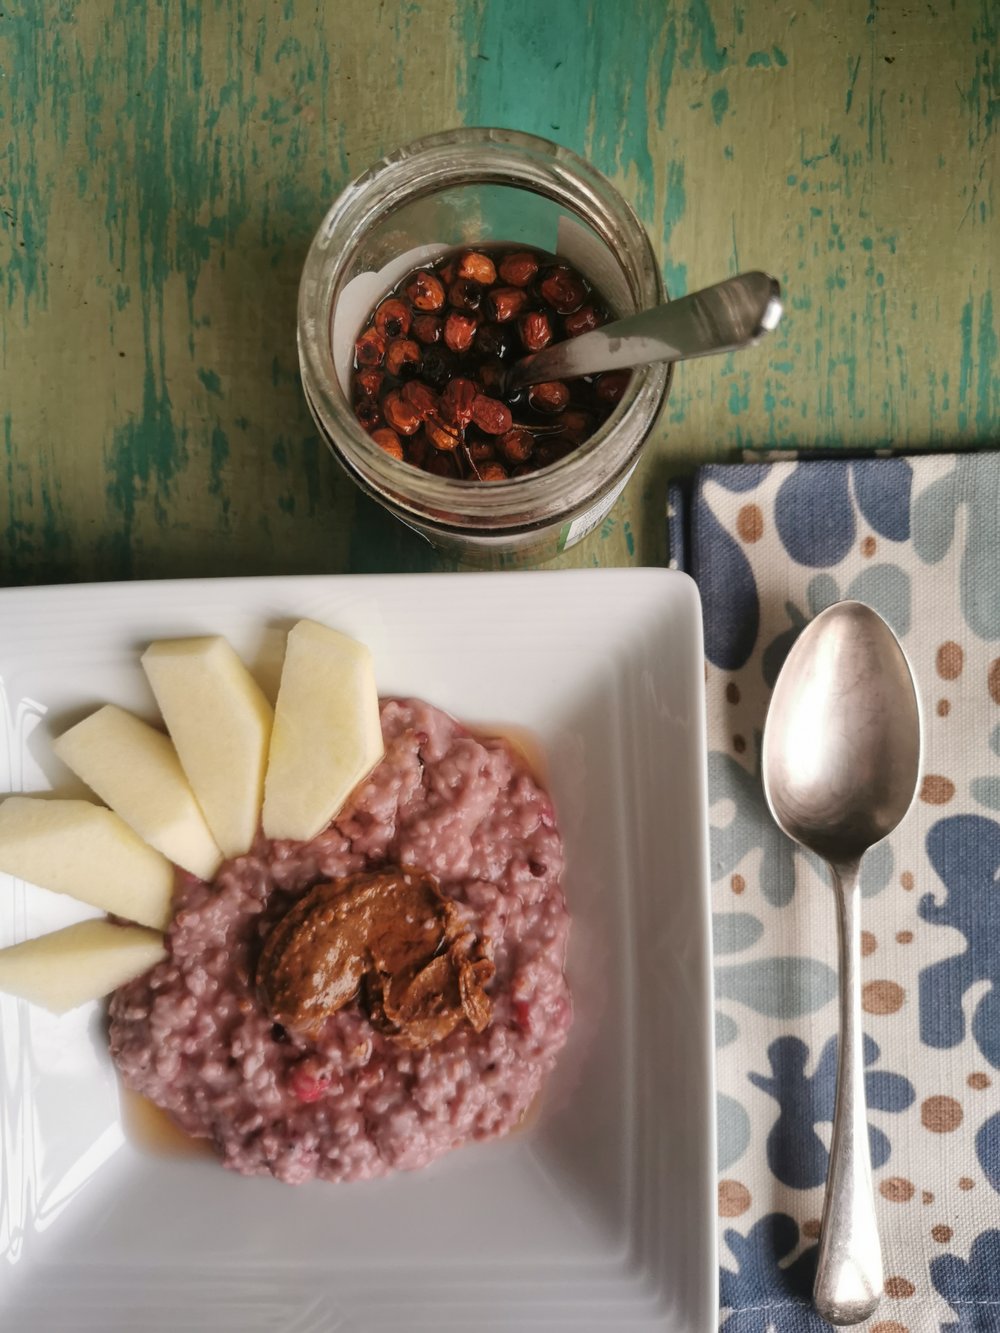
[0,797,175,929]
[0,919,166,1014]
[262,619,383,842]
[141,636,274,859]
[53,705,223,881]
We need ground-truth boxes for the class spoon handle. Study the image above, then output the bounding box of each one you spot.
[507,271,782,390]
[814,860,883,1325]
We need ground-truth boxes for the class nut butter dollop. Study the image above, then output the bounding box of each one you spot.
[257,867,494,1049]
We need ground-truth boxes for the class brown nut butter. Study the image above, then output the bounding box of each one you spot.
[257,866,494,1049]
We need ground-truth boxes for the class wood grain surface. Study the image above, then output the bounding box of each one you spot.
[1,1,997,584]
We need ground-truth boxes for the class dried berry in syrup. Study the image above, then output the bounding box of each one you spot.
[350,244,629,481]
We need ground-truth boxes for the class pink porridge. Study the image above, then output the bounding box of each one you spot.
[108,698,572,1184]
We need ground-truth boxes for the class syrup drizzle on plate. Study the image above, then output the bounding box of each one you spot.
[119,1086,212,1158]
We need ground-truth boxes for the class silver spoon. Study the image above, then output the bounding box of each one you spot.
[761,601,921,1326]
[507,270,782,391]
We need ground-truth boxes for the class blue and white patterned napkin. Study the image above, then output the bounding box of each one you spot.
[673,452,1000,1332]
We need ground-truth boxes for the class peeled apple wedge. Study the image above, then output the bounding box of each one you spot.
[141,636,274,859]
[52,705,223,881]
[262,619,384,842]
[0,797,175,930]
[0,919,166,1014]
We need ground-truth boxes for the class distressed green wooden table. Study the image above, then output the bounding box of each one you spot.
[1,1,997,584]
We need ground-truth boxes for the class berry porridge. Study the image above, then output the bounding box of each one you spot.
[109,697,572,1185]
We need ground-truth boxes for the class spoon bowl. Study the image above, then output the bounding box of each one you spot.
[762,600,921,1325]
[763,600,921,862]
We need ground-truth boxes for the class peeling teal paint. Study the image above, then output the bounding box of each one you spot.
[975,290,998,434]
[209,425,230,509]
[657,14,679,131]
[460,4,604,162]
[683,0,728,74]
[460,0,728,221]
[845,54,862,114]
[2,7,52,316]
[198,368,222,396]
[958,296,974,430]
[662,159,688,297]
[711,87,729,124]
[106,363,187,576]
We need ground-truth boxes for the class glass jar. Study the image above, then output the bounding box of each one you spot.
[298,128,671,566]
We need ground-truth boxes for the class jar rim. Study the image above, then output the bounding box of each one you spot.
[298,127,671,530]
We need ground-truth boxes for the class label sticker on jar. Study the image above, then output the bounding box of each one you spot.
[557,462,638,552]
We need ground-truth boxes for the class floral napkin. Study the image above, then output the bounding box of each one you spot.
[671,452,1000,1332]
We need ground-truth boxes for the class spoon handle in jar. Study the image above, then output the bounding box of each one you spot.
[507,271,782,389]
[814,859,883,1326]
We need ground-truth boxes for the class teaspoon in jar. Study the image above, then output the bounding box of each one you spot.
[761,601,921,1326]
[507,270,782,390]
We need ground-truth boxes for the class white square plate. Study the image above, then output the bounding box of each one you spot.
[0,569,715,1332]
